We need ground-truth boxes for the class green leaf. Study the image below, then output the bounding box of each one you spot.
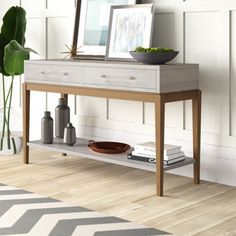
[24,47,38,55]
[1,6,26,46]
[0,34,8,75]
[4,40,30,75]
[0,6,26,75]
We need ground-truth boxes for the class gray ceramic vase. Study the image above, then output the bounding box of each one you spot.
[63,123,76,146]
[55,98,70,138]
[41,111,53,144]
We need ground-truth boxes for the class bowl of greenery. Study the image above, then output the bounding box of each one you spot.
[129,47,179,64]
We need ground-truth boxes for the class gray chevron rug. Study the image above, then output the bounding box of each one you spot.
[0,183,171,236]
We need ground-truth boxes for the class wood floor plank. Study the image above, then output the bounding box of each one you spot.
[193,216,236,236]
[163,190,236,235]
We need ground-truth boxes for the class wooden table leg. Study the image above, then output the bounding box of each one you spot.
[61,93,68,156]
[192,90,201,184]
[155,95,165,196]
[23,83,30,164]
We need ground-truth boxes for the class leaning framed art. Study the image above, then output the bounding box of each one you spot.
[105,4,154,61]
[75,0,142,56]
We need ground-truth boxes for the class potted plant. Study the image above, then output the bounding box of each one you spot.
[0,6,35,155]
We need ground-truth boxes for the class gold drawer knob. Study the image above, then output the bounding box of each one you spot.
[100,74,107,78]
[129,76,136,80]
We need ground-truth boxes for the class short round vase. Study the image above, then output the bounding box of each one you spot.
[63,123,76,146]
[0,135,22,156]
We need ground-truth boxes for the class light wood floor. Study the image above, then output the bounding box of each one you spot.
[0,149,235,236]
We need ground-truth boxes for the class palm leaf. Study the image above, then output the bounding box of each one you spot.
[0,6,26,75]
[4,40,30,75]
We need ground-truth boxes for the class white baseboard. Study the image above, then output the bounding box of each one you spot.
[76,125,236,187]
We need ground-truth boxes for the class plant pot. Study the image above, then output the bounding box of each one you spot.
[0,135,22,155]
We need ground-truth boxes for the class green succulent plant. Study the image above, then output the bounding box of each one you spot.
[134,47,175,53]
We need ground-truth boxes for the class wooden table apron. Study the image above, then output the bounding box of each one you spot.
[22,82,201,197]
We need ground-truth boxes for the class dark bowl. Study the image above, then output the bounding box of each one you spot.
[129,51,179,64]
[88,140,130,154]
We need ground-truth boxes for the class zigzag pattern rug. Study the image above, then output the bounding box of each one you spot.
[0,183,170,236]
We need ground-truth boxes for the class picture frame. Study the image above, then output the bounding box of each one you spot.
[74,0,142,57]
[105,4,154,61]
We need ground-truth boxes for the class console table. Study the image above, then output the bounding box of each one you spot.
[23,60,201,196]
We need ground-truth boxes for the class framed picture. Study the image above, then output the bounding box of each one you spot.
[105,4,154,61]
[75,0,141,56]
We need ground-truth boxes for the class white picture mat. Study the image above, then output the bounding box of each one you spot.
[106,5,153,60]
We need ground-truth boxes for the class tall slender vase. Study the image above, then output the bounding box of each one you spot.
[55,98,70,138]
[41,111,53,144]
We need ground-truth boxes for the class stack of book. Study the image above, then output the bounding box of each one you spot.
[127,142,185,165]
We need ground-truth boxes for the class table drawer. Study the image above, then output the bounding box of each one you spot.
[25,64,84,84]
[84,67,156,90]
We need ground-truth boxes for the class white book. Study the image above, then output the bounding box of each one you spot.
[164,156,185,165]
[165,152,185,160]
[132,150,185,161]
[134,142,182,156]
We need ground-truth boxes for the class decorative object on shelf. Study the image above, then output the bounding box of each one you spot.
[130,47,179,64]
[41,111,53,144]
[55,98,70,138]
[127,153,156,163]
[88,140,130,154]
[130,141,186,165]
[63,123,76,146]
[106,4,154,61]
[72,0,140,57]
[133,141,183,156]
[127,153,185,165]
[0,6,35,155]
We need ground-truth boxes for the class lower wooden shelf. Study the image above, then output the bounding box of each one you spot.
[28,138,195,172]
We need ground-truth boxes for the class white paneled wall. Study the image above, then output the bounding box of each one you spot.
[231,11,236,137]
[185,12,222,134]
[1,0,236,186]
[47,17,74,59]
[109,99,143,124]
[0,0,19,17]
